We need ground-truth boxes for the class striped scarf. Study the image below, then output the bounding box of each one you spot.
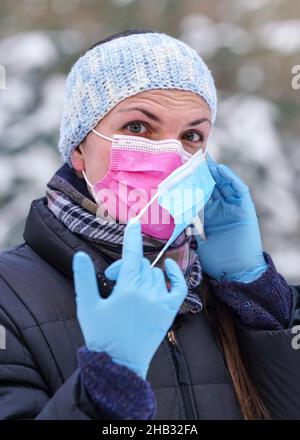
[46,164,203,315]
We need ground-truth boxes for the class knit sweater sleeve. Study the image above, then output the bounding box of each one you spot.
[207,252,293,330]
[77,346,156,420]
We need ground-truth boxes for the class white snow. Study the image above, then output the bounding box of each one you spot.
[258,20,300,54]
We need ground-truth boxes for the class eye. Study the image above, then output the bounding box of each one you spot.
[123,120,148,135]
[182,131,204,144]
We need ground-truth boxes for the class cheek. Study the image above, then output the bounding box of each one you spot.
[85,142,111,183]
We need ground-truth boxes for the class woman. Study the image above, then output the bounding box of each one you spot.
[0,29,299,420]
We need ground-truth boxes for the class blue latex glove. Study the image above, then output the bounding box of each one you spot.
[195,153,268,282]
[72,219,188,380]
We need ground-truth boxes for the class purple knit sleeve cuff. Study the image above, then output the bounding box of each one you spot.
[207,252,293,330]
[77,346,156,420]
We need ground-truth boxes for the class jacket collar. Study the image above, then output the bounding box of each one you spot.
[23,197,115,297]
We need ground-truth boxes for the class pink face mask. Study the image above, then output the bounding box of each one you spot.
[82,129,192,240]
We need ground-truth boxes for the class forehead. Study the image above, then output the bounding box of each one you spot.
[112,89,210,112]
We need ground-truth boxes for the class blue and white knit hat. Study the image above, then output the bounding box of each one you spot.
[58,32,217,166]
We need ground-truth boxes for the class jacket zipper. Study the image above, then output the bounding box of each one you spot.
[167,329,197,420]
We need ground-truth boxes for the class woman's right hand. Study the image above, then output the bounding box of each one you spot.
[72,219,188,380]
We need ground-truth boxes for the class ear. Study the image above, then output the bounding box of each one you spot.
[71,144,85,173]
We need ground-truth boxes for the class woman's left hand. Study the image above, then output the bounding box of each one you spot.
[196,153,268,282]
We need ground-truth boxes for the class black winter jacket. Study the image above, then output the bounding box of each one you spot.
[0,197,299,420]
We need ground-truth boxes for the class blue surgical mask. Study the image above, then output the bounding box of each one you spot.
[132,148,216,266]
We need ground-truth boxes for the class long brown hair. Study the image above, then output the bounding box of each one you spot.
[201,277,270,420]
[87,29,270,419]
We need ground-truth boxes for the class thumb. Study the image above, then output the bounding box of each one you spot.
[105,259,122,281]
[73,251,101,312]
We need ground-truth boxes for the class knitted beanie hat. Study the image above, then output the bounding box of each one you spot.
[58,31,217,166]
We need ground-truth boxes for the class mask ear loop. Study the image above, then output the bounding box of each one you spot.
[82,129,113,204]
[92,128,114,142]
[78,135,101,204]
[191,143,207,241]
[82,170,99,204]
[128,192,159,227]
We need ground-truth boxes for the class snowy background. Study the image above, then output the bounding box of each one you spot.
[0,0,299,282]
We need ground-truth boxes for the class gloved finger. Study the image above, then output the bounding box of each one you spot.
[216,169,237,200]
[195,232,206,248]
[105,259,122,280]
[140,257,152,279]
[204,193,214,208]
[207,154,249,200]
[164,258,187,308]
[206,154,225,201]
[217,164,249,197]
[73,251,101,311]
[152,267,167,296]
[210,183,223,201]
[105,256,150,283]
[119,218,143,280]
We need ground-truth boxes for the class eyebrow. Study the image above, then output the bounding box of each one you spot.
[117,107,211,127]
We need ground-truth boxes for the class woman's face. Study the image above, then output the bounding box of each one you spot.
[71,89,212,193]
